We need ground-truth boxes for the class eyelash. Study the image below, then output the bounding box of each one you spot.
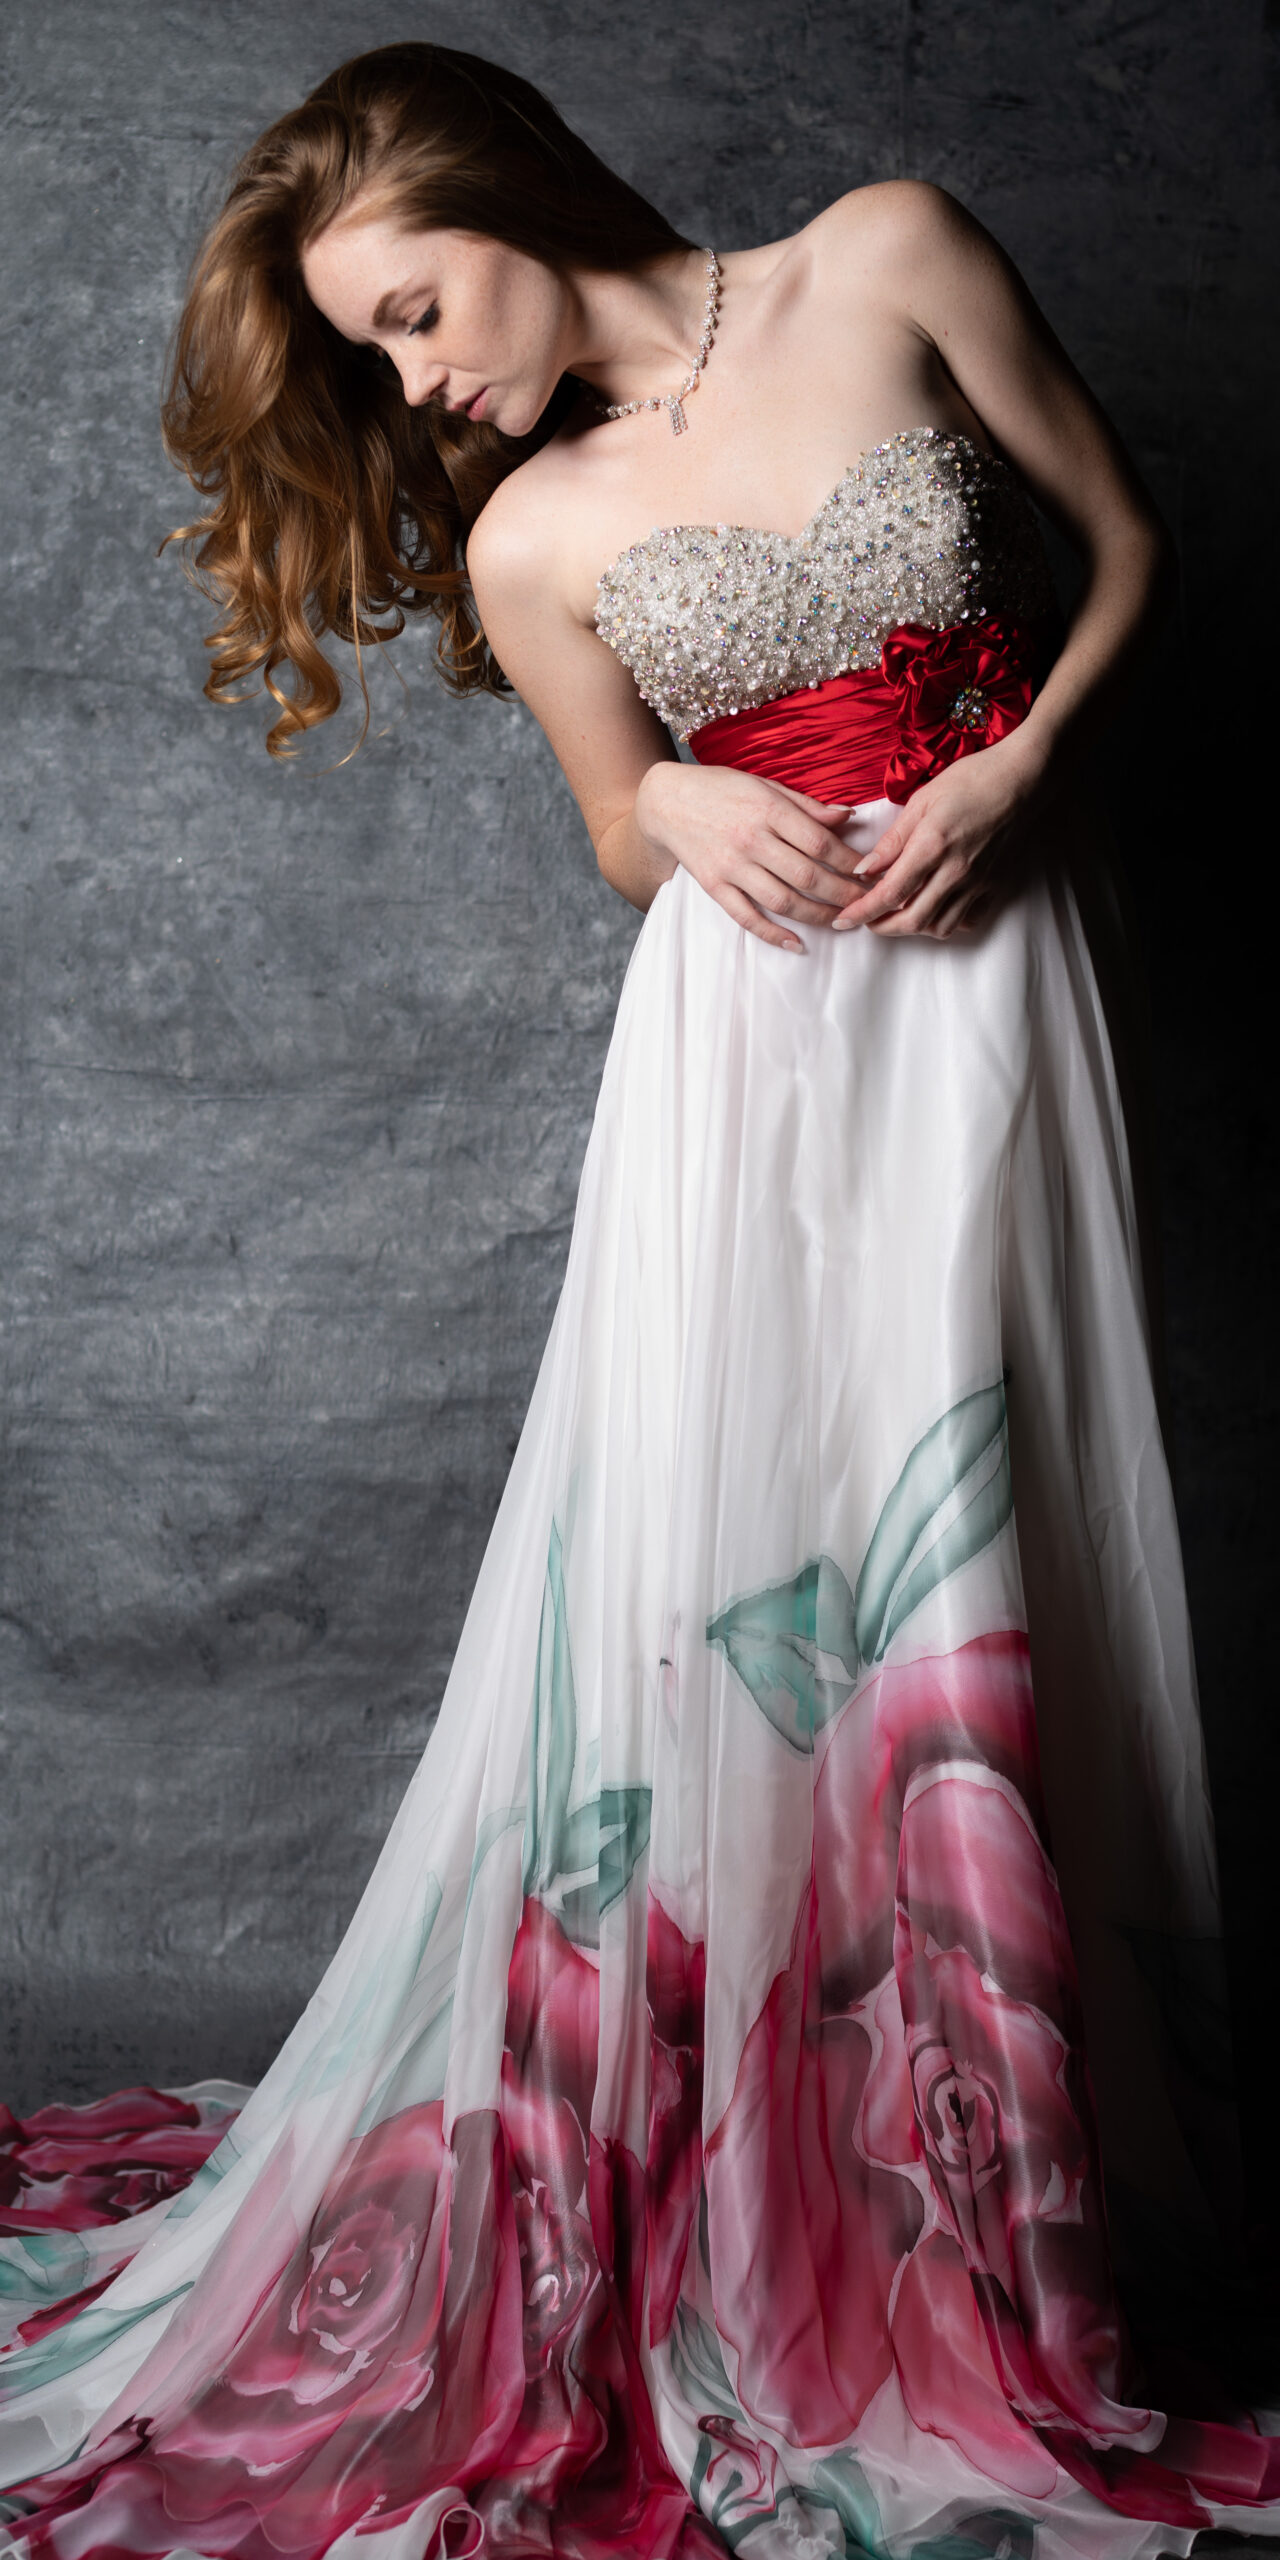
[406,303,439,337]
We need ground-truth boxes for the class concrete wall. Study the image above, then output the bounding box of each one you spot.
[2,2,1275,2132]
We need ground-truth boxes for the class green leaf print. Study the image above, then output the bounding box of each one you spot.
[524,1521,578,1894]
[909,2514,1033,2559]
[0,2283,192,2400]
[690,2457,885,2558]
[596,1784,653,1913]
[669,2300,741,2421]
[522,1521,652,1943]
[806,2455,886,2552]
[705,1554,861,1753]
[0,2227,90,2316]
[854,1376,1010,1664]
[706,1377,1013,1749]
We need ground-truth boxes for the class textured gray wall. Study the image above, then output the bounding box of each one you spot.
[1,3,1275,2128]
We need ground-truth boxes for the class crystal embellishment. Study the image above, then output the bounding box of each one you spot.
[592,428,1056,739]
[949,683,992,732]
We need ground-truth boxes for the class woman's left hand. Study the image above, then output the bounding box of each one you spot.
[831,731,1049,940]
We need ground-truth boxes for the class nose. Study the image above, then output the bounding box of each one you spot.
[396,350,448,410]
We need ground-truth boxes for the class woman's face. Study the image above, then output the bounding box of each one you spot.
[300,208,570,435]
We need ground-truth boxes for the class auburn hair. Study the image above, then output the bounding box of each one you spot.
[161,43,693,755]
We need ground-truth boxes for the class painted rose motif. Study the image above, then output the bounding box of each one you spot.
[645,1894,707,2344]
[0,2086,234,2233]
[811,1629,1050,2010]
[880,614,1036,802]
[496,1896,611,2478]
[705,1899,923,2444]
[708,1632,1142,2486]
[145,2102,521,2550]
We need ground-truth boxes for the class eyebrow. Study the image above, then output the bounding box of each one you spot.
[371,288,413,329]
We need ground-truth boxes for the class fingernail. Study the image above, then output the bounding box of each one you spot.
[852,855,875,877]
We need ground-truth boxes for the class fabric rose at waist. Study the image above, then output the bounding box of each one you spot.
[687,613,1047,808]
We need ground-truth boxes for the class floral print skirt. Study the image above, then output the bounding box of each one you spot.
[2,800,1275,2560]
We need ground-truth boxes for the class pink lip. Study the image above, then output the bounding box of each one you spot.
[463,386,488,422]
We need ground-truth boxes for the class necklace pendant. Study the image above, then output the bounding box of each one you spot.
[597,250,719,437]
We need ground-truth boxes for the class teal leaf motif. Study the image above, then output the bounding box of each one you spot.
[467,1805,525,1915]
[522,1521,651,1944]
[807,2455,886,2551]
[854,1376,1010,1663]
[706,1377,1013,1750]
[706,1554,861,1754]
[524,1522,578,1895]
[540,1785,653,1949]
[910,2514,1033,2560]
[0,2283,192,2397]
[689,2463,885,2557]
[669,2300,740,2422]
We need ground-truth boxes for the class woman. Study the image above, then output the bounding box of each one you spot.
[0,39,1274,2560]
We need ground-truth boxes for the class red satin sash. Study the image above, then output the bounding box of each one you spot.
[689,666,901,807]
[688,614,1049,808]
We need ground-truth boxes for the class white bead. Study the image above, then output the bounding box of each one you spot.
[592,428,1054,740]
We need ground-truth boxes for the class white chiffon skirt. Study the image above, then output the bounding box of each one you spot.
[2,794,1274,2560]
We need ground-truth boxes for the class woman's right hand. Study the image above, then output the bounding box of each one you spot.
[633,760,859,953]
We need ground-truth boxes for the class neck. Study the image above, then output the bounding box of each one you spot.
[565,247,712,408]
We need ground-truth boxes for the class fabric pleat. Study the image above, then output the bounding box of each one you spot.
[2,788,1275,2560]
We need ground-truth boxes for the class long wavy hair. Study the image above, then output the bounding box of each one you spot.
[161,43,693,755]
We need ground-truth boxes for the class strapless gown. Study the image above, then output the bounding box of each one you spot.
[2,428,1276,2560]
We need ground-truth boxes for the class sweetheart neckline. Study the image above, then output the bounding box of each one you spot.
[592,425,1009,603]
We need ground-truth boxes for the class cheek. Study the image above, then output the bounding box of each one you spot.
[487,256,562,374]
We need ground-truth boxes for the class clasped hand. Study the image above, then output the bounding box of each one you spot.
[635,737,1045,951]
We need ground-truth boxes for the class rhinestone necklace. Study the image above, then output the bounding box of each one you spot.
[594,248,721,437]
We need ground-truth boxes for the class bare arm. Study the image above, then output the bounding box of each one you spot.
[466,486,862,954]
[820,181,1174,936]
[469,186,1170,947]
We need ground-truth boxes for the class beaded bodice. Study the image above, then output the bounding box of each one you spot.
[593,426,1056,739]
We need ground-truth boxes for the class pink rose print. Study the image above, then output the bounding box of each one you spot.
[890,2231,1058,2498]
[645,1894,707,2344]
[149,2103,522,2549]
[705,1887,923,2445]
[708,1633,1137,2487]
[12,1895,720,2559]
[0,2085,234,2234]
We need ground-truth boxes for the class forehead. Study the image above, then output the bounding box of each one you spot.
[300,212,457,332]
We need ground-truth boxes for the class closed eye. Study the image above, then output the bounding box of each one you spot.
[407,303,439,337]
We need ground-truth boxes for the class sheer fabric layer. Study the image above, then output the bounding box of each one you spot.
[1,793,1272,2560]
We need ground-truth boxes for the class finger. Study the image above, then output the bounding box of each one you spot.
[762,838,861,908]
[848,825,908,882]
[861,830,976,927]
[767,780,855,823]
[718,881,806,953]
[848,803,923,880]
[832,812,935,921]
[770,811,869,884]
[868,854,970,937]
[740,860,848,926]
[868,872,968,938]
[932,885,994,940]
[835,831,952,928]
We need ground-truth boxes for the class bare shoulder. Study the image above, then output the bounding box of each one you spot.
[464,445,568,607]
[800,179,991,298]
